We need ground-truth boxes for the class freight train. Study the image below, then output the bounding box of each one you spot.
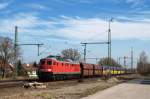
[37,55,125,81]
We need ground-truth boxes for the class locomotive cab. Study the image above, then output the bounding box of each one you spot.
[39,58,56,72]
[37,58,56,80]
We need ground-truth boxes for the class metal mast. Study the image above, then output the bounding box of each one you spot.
[108,18,113,65]
[14,26,18,77]
[82,43,87,62]
[81,18,113,64]
[19,44,44,56]
[14,26,44,77]
[131,47,133,70]
[81,42,108,63]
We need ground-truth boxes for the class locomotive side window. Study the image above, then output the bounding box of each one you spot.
[47,61,52,65]
[66,63,69,66]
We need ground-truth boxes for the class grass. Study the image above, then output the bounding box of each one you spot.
[35,92,54,99]
[34,84,114,99]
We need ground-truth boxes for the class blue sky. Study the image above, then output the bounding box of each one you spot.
[0,0,150,67]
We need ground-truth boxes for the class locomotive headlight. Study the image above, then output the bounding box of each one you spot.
[47,69,51,72]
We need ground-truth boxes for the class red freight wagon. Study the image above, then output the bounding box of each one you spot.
[94,65,102,76]
[82,63,94,77]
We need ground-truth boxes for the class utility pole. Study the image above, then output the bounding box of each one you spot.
[131,47,133,70]
[14,26,18,77]
[108,18,113,65]
[119,57,121,65]
[119,56,132,68]
[14,26,44,77]
[81,18,113,64]
[116,57,121,65]
[82,43,87,62]
[81,42,108,63]
[124,56,127,69]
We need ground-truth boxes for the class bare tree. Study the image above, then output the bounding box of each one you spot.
[0,36,20,78]
[98,57,121,67]
[139,51,148,64]
[137,51,150,75]
[61,48,81,61]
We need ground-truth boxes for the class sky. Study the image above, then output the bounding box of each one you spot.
[0,0,150,67]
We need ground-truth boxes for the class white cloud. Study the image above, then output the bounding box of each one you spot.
[116,16,150,23]
[0,0,13,10]
[53,0,97,5]
[112,21,150,40]
[56,18,108,40]
[0,13,37,32]
[126,0,146,8]
[26,3,48,10]
[0,13,52,32]
[113,0,146,8]
[0,2,9,10]
[126,0,141,3]
[138,10,150,14]
[55,17,150,41]
[1,13,150,42]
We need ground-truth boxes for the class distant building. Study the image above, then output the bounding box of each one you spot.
[22,63,38,78]
[0,60,14,77]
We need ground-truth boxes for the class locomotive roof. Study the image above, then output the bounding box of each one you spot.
[41,57,79,64]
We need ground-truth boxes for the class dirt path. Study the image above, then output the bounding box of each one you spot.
[82,79,150,99]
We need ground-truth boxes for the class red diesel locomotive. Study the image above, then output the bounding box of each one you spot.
[37,55,102,80]
[38,56,80,80]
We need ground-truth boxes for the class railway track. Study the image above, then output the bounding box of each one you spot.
[0,81,24,88]
[0,74,134,89]
[0,78,38,88]
[0,77,97,89]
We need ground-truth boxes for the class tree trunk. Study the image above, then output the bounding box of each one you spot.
[2,69,5,78]
[2,61,6,78]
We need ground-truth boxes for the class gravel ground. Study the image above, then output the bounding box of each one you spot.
[0,75,139,99]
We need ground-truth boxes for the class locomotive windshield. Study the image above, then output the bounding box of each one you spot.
[40,60,45,65]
